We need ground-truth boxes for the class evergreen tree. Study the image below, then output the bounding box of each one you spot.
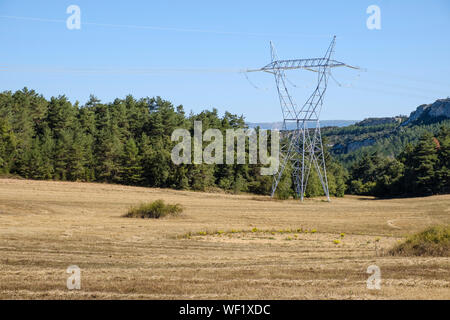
[23,137,46,179]
[273,163,293,200]
[66,130,86,181]
[305,169,324,198]
[0,88,447,199]
[39,126,55,179]
[120,138,143,185]
[408,132,438,195]
[436,126,450,193]
[0,118,17,173]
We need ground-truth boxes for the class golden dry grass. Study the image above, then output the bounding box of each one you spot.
[0,178,449,300]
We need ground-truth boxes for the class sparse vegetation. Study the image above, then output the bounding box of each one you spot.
[123,199,182,219]
[1,179,449,299]
[389,225,450,257]
[179,227,319,239]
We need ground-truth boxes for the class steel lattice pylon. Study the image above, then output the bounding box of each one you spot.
[247,36,358,201]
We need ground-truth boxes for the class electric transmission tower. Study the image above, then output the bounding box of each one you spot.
[247,36,358,201]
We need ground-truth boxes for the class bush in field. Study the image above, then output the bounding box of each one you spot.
[124,200,182,219]
[389,225,449,257]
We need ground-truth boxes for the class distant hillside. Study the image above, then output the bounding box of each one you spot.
[402,98,450,126]
[247,120,358,130]
[356,116,407,127]
[322,98,450,166]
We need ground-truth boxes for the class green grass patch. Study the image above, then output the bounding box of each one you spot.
[389,225,450,257]
[178,227,320,239]
[123,200,183,219]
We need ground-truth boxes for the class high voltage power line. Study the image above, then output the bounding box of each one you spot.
[247,36,359,201]
[0,66,245,74]
[0,15,333,38]
[0,14,448,100]
[0,64,447,100]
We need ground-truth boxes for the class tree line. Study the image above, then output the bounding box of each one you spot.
[0,88,347,198]
[347,126,449,197]
[323,119,450,168]
[1,88,447,199]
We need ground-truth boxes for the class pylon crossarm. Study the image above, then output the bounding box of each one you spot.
[246,59,353,73]
[254,36,356,202]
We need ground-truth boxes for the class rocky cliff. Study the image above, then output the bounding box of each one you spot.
[402,98,450,125]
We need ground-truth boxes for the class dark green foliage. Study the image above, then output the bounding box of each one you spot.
[273,162,293,200]
[305,169,324,198]
[327,161,347,197]
[0,118,17,173]
[124,200,183,219]
[347,126,449,197]
[404,133,438,195]
[0,88,281,195]
[2,87,447,199]
[119,138,143,185]
[324,119,450,169]
[436,127,450,193]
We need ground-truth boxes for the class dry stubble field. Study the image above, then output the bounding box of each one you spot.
[0,178,449,299]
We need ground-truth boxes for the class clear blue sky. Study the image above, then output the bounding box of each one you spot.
[0,0,449,122]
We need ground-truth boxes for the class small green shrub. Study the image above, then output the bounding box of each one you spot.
[124,200,182,219]
[389,225,450,257]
